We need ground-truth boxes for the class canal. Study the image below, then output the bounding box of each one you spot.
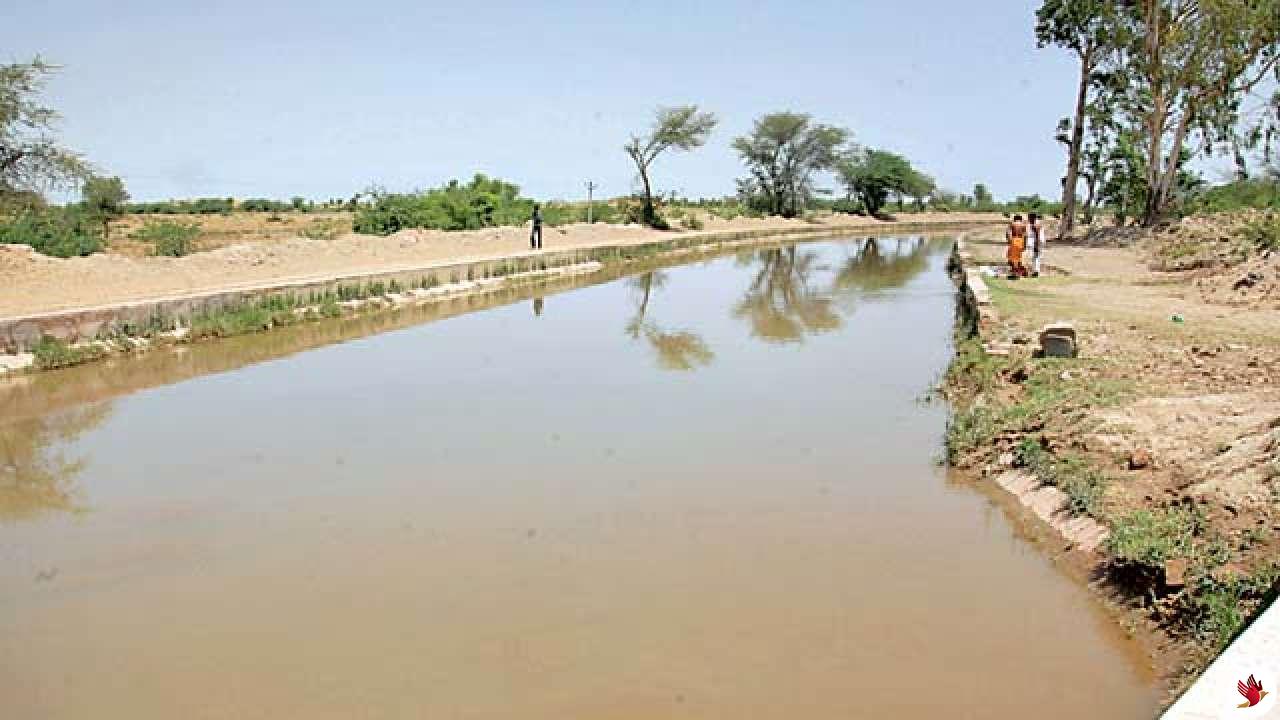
[0,235,1158,718]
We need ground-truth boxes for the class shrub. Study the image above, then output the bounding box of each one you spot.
[832,198,866,215]
[353,174,537,235]
[0,207,104,257]
[1188,179,1280,214]
[132,220,201,257]
[1239,212,1280,253]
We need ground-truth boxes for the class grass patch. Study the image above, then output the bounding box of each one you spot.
[1015,437,1110,517]
[300,217,348,241]
[1106,506,1202,574]
[1187,568,1279,651]
[31,335,105,370]
[944,336,1133,465]
[189,295,308,339]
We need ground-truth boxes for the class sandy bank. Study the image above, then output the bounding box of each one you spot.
[0,213,1001,319]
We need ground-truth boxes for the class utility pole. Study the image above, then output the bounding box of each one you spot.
[585,180,596,224]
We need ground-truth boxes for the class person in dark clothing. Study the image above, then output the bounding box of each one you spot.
[530,204,543,249]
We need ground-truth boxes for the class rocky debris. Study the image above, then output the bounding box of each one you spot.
[1129,449,1152,470]
[1234,271,1264,290]
[1038,322,1079,358]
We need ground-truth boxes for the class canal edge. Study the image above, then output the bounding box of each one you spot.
[1,220,999,375]
[950,235,1112,555]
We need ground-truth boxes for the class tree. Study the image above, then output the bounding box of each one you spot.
[624,105,718,227]
[1077,92,1121,224]
[1037,0,1118,237]
[1108,0,1280,225]
[0,57,88,202]
[837,148,915,217]
[973,183,996,210]
[733,113,848,217]
[904,169,937,210]
[81,176,129,238]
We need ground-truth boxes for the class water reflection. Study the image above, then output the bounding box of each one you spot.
[732,237,933,342]
[0,235,938,522]
[0,403,110,522]
[734,246,841,343]
[832,236,932,296]
[625,271,715,371]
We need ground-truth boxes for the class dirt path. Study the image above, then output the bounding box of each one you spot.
[0,213,999,318]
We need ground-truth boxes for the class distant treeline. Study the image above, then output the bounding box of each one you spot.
[125,196,349,214]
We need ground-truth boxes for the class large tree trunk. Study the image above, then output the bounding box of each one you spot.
[639,166,655,225]
[1059,46,1093,240]
[1141,0,1167,227]
[1082,174,1099,225]
[1144,109,1191,226]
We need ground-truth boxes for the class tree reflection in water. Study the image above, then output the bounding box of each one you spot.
[832,236,931,296]
[0,402,110,522]
[625,271,715,371]
[736,237,933,342]
[734,246,840,343]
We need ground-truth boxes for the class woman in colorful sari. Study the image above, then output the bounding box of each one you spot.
[1006,214,1028,279]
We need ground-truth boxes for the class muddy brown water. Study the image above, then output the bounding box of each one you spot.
[1,236,1159,718]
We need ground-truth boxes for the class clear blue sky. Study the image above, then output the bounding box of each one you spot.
[5,0,1090,203]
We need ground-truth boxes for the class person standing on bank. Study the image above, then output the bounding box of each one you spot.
[1006,214,1028,279]
[1027,212,1044,277]
[530,204,543,250]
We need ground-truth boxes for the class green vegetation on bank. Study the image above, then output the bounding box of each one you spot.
[31,335,105,370]
[351,174,636,236]
[0,206,104,257]
[131,219,200,257]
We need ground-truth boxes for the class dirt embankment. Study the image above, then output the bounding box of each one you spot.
[946,212,1280,697]
[0,212,1002,319]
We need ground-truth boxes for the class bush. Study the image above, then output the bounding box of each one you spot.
[1239,212,1280,253]
[1188,179,1280,214]
[132,220,201,257]
[832,198,865,215]
[0,207,104,257]
[353,174,537,235]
